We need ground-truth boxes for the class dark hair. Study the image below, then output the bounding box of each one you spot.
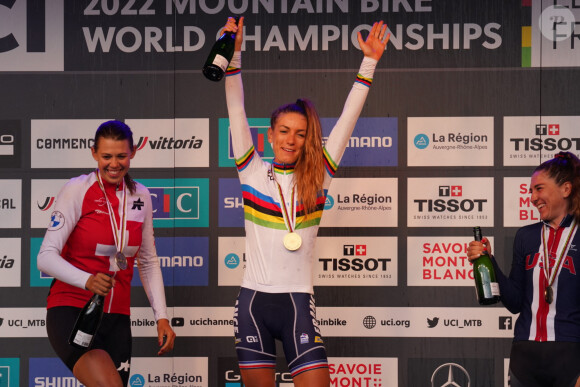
[270,99,325,216]
[93,120,136,193]
[534,151,580,221]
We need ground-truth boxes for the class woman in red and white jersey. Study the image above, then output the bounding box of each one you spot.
[38,120,176,387]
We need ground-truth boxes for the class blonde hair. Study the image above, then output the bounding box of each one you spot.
[270,99,325,216]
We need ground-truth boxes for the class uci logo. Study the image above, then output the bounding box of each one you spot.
[0,0,64,71]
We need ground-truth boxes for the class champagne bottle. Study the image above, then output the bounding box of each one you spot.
[472,227,500,305]
[68,293,105,348]
[202,17,238,82]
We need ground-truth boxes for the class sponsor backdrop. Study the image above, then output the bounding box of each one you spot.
[0,1,579,386]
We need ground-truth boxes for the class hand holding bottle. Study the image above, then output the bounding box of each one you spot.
[467,237,493,262]
[85,272,115,296]
[222,16,244,52]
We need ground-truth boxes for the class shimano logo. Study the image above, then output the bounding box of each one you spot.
[158,255,204,268]
[346,136,392,148]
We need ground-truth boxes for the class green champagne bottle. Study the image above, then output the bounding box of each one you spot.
[68,293,105,348]
[472,227,500,305]
[202,17,238,82]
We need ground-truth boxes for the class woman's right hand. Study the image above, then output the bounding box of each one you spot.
[222,16,244,52]
[85,273,115,296]
[467,237,493,263]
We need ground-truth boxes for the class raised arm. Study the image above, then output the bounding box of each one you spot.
[223,17,254,160]
[324,21,390,165]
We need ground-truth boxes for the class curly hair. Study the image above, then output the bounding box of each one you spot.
[534,151,580,222]
[270,99,325,217]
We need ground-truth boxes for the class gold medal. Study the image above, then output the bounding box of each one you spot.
[544,285,553,304]
[283,232,302,251]
[115,251,128,270]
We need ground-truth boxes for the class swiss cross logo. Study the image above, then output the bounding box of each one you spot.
[548,124,560,135]
[355,245,366,256]
[343,245,367,256]
[451,186,462,196]
[438,186,462,197]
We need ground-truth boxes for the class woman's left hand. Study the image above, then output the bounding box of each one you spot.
[358,20,390,61]
[156,318,176,356]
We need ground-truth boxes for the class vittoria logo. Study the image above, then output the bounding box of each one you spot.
[135,136,203,150]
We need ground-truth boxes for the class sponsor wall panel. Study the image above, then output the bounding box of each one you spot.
[408,358,493,386]
[0,180,21,228]
[127,118,210,168]
[503,177,540,228]
[127,307,516,339]
[30,119,107,168]
[503,116,580,166]
[0,121,21,168]
[138,178,209,228]
[407,117,494,166]
[321,178,398,228]
[0,0,64,71]
[407,236,495,287]
[218,237,398,287]
[531,3,580,67]
[30,179,69,229]
[0,358,19,387]
[2,1,577,385]
[0,238,21,288]
[407,178,494,227]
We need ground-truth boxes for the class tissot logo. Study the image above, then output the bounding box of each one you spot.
[414,189,486,213]
[439,185,462,197]
[536,123,560,136]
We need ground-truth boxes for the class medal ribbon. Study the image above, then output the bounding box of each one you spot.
[95,170,128,260]
[541,218,577,288]
[271,165,296,233]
